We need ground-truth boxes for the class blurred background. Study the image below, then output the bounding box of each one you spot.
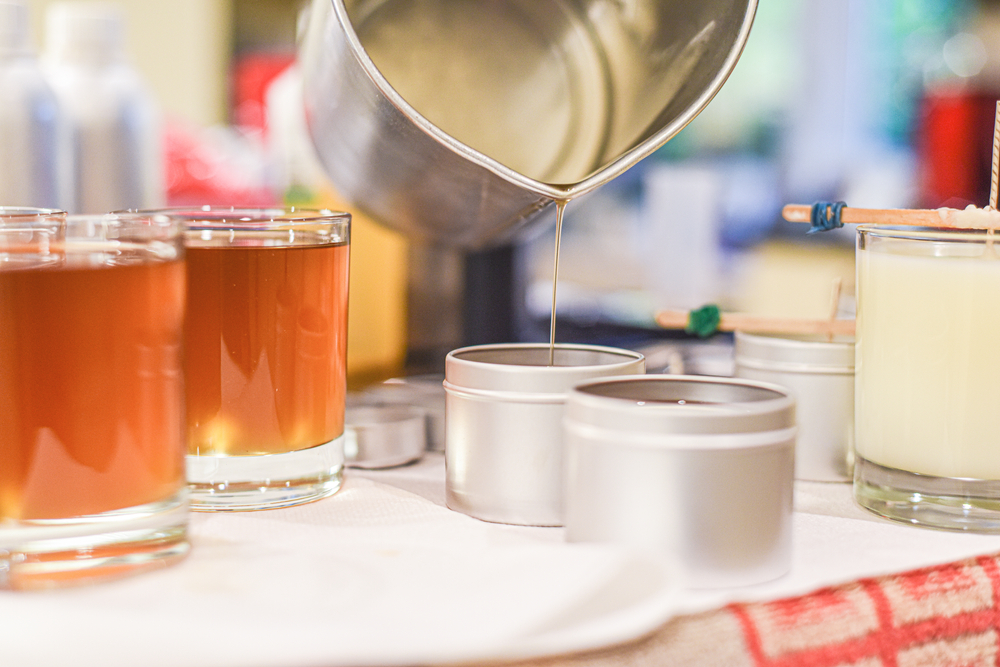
[14,0,1000,385]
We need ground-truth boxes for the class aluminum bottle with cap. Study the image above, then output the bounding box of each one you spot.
[44,2,163,213]
[0,1,72,209]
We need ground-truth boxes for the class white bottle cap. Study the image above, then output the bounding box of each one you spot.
[45,2,125,66]
[0,1,31,57]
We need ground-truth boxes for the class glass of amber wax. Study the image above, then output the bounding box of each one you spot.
[0,209,189,590]
[162,207,351,511]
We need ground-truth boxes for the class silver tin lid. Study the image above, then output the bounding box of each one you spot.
[567,375,795,436]
[734,331,854,373]
[345,405,426,469]
[445,343,645,396]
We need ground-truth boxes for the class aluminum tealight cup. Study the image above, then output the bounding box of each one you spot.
[444,343,645,526]
[564,375,796,588]
[344,405,426,469]
[359,374,446,452]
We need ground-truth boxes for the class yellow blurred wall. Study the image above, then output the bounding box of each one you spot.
[731,241,856,319]
[310,187,409,388]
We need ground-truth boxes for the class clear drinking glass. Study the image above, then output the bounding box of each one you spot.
[0,208,189,589]
[157,207,351,511]
[855,225,1000,531]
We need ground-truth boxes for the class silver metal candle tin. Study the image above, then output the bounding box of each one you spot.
[734,331,854,482]
[564,375,796,588]
[444,343,645,526]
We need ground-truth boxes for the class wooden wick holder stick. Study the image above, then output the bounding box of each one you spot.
[781,204,1000,229]
[654,310,856,337]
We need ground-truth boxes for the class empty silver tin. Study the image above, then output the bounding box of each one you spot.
[734,331,854,482]
[564,375,796,588]
[444,343,645,526]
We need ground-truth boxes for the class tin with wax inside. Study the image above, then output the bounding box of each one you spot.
[564,375,796,588]
[444,343,645,526]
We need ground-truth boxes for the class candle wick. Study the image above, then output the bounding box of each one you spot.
[988,101,1000,256]
[827,277,842,342]
[991,101,1000,212]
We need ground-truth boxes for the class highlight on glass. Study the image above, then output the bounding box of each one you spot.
[0,208,189,590]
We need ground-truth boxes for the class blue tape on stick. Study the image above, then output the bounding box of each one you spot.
[809,201,847,233]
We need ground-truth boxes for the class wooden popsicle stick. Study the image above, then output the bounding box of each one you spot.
[655,309,856,337]
[781,204,1000,229]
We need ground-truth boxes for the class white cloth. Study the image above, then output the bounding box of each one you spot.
[2,453,999,667]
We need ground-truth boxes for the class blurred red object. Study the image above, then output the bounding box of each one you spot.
[916,87,998,209]
[164,119,278,207]
[232,52,296,133]
[163,51,296,207]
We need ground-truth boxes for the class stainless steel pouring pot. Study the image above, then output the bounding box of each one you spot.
[301,0,757,248]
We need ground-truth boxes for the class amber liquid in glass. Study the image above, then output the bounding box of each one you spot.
[185,242,350,457]
[0,260,187,522]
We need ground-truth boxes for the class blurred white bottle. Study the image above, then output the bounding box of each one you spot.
[44,2,163,213]
[0,1,72,209]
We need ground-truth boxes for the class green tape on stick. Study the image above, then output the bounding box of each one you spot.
[685,305,721,338]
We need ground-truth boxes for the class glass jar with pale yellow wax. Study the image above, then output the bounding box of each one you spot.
[855,206,1000,532]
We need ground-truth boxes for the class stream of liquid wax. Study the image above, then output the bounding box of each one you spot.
[549,199,567,366]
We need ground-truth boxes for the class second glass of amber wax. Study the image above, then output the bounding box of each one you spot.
[167,207,350,510]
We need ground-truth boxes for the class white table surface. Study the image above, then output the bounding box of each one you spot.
[2,452,999,667]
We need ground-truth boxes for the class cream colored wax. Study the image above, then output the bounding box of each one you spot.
[856,235,1000,479]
